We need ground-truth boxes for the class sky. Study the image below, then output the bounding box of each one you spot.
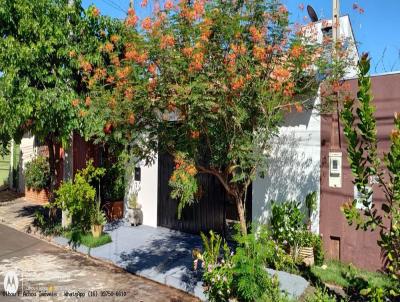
[82,0,400,74]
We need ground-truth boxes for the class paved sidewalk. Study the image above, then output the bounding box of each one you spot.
[0,190,39,232]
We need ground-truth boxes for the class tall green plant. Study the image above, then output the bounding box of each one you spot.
[232,228,287,302]
[341,53,400,289]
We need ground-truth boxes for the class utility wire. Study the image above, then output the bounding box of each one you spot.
[106,0,128,12]
[99,0,127,14]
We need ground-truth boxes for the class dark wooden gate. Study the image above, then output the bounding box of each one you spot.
[157,153,251,234]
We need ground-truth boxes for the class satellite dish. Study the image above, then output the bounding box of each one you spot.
[307,5,319,22]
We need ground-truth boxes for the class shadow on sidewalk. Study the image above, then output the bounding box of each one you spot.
[0,190,23,204]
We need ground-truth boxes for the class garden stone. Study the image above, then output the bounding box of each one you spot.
[266,268,309,299]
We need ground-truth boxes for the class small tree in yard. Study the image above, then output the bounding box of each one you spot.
[341,54,400,288]
[0,1,122,200]
[0,0,85,198]
[83,0,333,235]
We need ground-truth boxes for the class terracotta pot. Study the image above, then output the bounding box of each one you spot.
[104,201,124,221]
[91,224,104,238]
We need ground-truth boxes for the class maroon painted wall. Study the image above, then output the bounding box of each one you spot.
[320,72,400,271]
[72,132,102,174]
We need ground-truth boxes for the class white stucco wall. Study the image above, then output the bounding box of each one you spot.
[252,96,322,233]
[252,15,358,233]
[125,156,158,227]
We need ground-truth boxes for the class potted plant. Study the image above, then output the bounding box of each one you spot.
[90,200,107,238]
[24,155,51,203]
[126,193,143,226]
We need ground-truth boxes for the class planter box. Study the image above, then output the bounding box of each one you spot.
[290,246,314,266]
[104,201,124,221]
[24,187,49,204]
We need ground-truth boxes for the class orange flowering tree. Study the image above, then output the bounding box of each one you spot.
[76,5,158,158]
[83,0,333,234]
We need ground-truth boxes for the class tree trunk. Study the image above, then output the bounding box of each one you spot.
[197,165,249,235]
[46,137,57,203]
[235,196,247,236]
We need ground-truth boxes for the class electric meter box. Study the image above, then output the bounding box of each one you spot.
[329,152,342,188]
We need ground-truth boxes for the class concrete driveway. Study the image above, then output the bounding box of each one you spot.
[0,224,198,302]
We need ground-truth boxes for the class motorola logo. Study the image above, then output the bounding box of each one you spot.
[3,271,19,295]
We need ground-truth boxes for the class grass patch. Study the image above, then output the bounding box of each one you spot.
[63,231,112,248]
[310,260,394,289]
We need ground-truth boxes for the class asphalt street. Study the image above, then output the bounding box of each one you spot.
[0,223,198,302]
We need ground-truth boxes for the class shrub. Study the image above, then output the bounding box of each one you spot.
[53,161,105,232]
[305,191,317,226]
[232,230,282,302]
[312,235,325,266]
[257,226,297,273]
[32,208,63,236]
[198,228,290,302]
[341,54,400,286]
[199,231,233,302]
[270,201,305,246]
[306,287,336,302]
[344,264,397,302]
[24,156,50,190]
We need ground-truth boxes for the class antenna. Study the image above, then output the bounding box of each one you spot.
[332,0,340,43]
[307,5,319,22]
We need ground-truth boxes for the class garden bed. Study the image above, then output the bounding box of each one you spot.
[310,260,395,290]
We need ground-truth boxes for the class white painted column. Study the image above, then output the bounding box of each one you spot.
[62,135,73,228]
[126,154,158,227]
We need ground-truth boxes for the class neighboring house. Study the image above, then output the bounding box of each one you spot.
[0,148,11,189]
[18,132,101,194]
[18,134,36,192]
